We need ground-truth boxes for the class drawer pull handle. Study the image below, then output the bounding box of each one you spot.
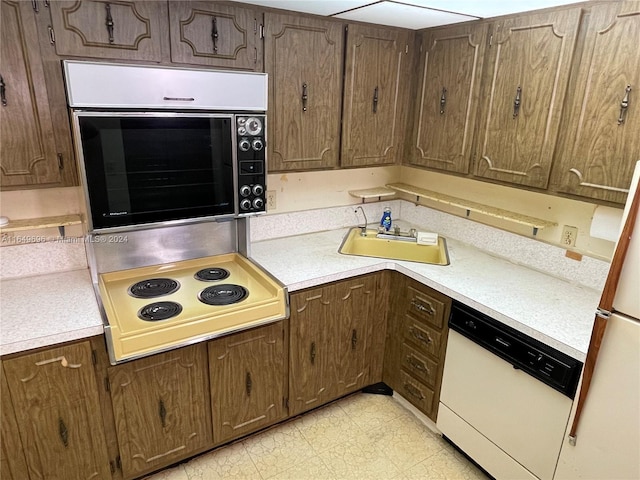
[1,75,7,107]
[58,417,69,447]
[618,85,631,125]
[211,16,219,53]
[372,86,379,113]
[302,83,308,111]
[513,85,522,118]
[351,329,358,350]
[411,300,435,315]
[406,355,428,373]
[105,3,115,45]
[409,327,432,345]
[246,371,252,397]
[440,87,447,114]
[310,341,316,365]
[159,399,167,428]
[403,383,425,400]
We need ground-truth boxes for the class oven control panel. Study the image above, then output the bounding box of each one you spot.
[236,115,266,214]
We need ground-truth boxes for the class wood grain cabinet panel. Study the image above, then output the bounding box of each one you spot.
[383,272,451,421]
[289,274,379,416]
[208,322,286,444]
[341,24,411,167]
[1,0,65,189]
[0,362,30,480]
[473,9,580,189]
[264,13,343,171]
[2,342,112,480]
[107,344,211,479]
[409,23,488,174]
[47,0,167,61]
[168,1,262,70]
[551,1,640,204]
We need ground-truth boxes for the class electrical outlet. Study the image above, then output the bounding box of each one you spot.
[266,190,276,210]
[561,225,578,248]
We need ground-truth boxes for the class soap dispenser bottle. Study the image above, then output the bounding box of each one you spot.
[380,207,392,232]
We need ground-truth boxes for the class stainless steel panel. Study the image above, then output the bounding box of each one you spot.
[90,221,237,275]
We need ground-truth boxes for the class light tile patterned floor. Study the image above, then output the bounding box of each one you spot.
[145,393,488,480]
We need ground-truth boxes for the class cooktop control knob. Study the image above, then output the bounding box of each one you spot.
[252,138,264,151]
[239,138,251,152]
[253,198,264,209]
[252,184,264,196]
[237,117,247,126]
[240,185,251,197]
[245,117,263,136]
[237,126,247,136]
[240,199,251,211]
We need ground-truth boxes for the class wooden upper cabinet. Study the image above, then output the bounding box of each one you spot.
[108,344,211,479]
[1,0,65,189]
[48,0,167,61]
[264,13,343,171]
[208,322,286,444]
[3,342,112,480]
[551,1,640,204]
[168,1,262,70]
[341,24,411,167]
[409,23,488,174]
[473,8,580,189]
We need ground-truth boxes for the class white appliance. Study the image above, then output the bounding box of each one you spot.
[437,302,582,480]
[555,161,640,479]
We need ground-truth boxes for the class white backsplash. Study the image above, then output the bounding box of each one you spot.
[251,200,609,292]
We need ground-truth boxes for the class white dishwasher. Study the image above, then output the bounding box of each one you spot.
[437,302,582,480]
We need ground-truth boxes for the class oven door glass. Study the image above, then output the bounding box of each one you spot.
[78,114,234,231]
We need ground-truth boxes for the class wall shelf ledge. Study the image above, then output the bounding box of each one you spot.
[385,183,557,235]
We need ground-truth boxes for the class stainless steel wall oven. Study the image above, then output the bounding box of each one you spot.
[64,60,268,233]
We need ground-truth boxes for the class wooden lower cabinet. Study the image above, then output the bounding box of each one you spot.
[107,344,211,479]
[2,341,112,480]
[288,273,387,416]
[383,272,451,421]
[1,362,30,480]
[208,322,287,444]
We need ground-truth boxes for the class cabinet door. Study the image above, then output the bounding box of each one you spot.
[48,0,167,61]
[3,342,111,480]
[409,23,488,174]
[169,1,262,70]
[325,275,376,397]
[289,284,332,416]
[1,0,63,188]
[551,1,640,204]
[341,24,411,167]
[264,13,343,171]
[108,344,211,479]
[1,363,30,480]
[473,9,580,188]
[209,322,286,444]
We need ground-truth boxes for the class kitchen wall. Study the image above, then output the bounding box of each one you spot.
[0,164,619,260]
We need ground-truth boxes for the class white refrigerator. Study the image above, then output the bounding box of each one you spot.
[555,161,640,479]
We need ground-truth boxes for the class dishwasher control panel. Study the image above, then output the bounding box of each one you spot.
[449,302,583,398]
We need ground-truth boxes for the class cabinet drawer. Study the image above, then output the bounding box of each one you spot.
[401,342,438,387]
[398,371,435,415]
[406,286,446,328]
[403,315,443,358]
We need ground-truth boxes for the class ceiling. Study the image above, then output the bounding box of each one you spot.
[228,0,585,29]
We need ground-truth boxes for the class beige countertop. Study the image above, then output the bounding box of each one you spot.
[0,268,103,356]
[0,228,601,361]
[250,228,601,362]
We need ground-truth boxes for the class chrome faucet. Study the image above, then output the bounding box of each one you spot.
[355,206,368,236]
